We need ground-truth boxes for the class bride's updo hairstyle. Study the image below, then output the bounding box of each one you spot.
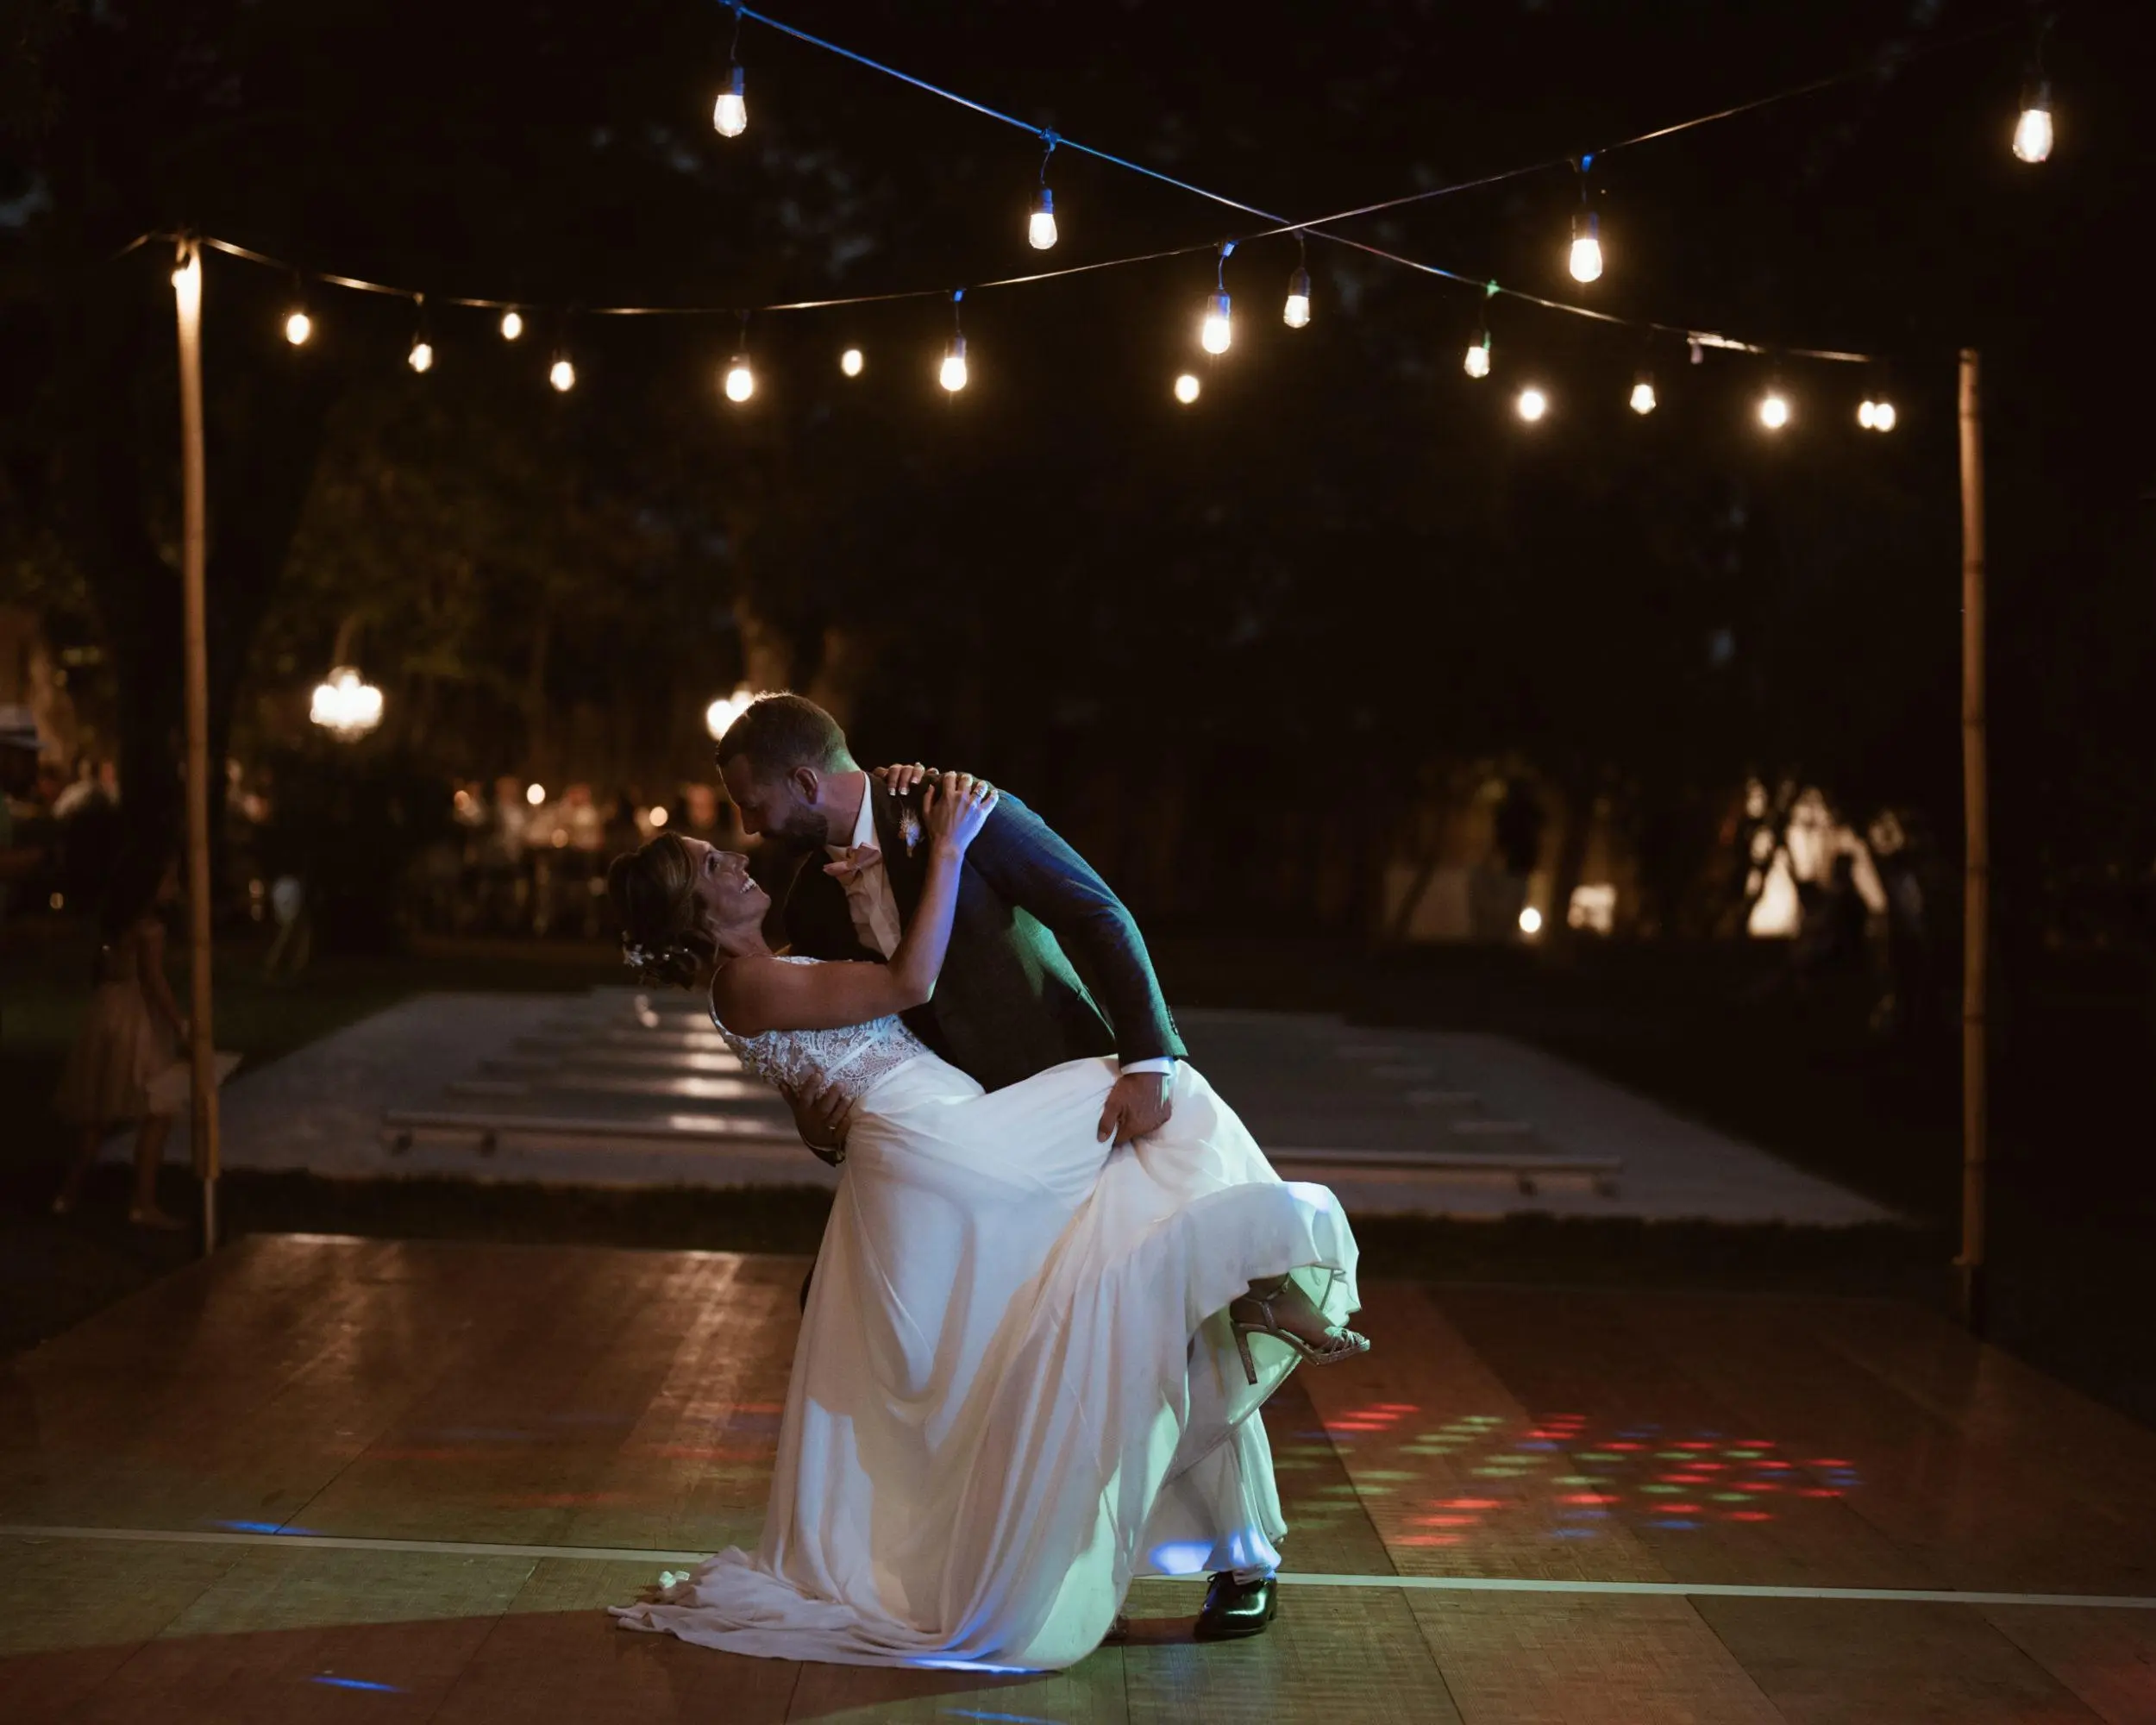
[606,832,711,988]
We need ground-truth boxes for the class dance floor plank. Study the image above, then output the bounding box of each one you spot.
[5,1236,2154,1724]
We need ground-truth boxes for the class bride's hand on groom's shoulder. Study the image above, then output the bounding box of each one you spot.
[874,762,937,796]
[921,772,999,855]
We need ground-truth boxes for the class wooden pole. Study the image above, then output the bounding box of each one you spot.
[1957,347,1988,1333]
[172,240,221,1253]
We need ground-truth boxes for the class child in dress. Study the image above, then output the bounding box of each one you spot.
[51,852,189,1228]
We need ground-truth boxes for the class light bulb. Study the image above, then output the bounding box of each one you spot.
[284,309,312,347]
[840,347,864,377]
[649,806,669,827]
[1568,210,1603,284]
[171,251,201,316]
[2013,83,2053,163]
[1516,386,1548,422]
[549,357,575,393]
[1200,291,1232,355]
[1859,398,1896,433]
[713,65,747,138]
[1463,337,1490,380]
[724,355,755,402]
[526,782,546,806]
[1858,399,1877,430]
[1028,186,1056,251]
[1174,372,1200,405]
[939,335,968,393]
[1758,390,1790,430]
[1282,267,1311,329]
[1519,906,1543,936]
[1629,377,1657,415]
[499,309,524,342]
[408,339,433,373]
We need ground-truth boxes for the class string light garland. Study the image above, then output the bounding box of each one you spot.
[125,7,2055,427]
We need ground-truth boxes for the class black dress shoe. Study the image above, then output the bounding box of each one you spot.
[1194,1571,1276,1640]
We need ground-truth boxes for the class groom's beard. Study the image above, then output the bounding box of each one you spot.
[773,807,830,851]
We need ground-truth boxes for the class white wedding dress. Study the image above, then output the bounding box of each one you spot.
[610,957,1360,1672]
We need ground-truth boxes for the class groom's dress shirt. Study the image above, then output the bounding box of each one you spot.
[829,791,905,961]
[828,783,1174,1080]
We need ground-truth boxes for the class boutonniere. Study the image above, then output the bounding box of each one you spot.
[898,808,923,857]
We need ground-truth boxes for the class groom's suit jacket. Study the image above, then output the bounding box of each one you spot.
[778,780,1184,1095]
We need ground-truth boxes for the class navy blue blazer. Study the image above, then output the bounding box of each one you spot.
[778,781,1184,1095]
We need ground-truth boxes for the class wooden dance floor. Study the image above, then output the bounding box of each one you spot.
[5,1238,2155,1722]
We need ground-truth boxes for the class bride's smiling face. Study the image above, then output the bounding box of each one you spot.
[679,837,768,939]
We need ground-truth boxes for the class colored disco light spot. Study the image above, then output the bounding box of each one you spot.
[1639,1484,1683,1496]
[1675,1441,1715,1450]
[1396,1534,1460,1546]
[1376,1403,1420,1413]
[1576,1452,1626,1463]
[1606,1441,1644,1452]
[1714,1492,1752,1502]
[1438,1497,1503,1510]
[1561,1493,1619,1505]
[1648,1519,1701,1530]
[312,1676,407,1693]
[1663,1503,1702,1514]
[1808,1459,1852,1468]
[1558,1507,1610,1519]
[1515,1440,1560,1452]
[1737,1482,1778,1493]
[1656,1450,1695,1460]
[1410,1515,1476,1527]
[1550,1527,1598,1539]
[1725,1510,1774,1522]
[1753,1461,1792,1471]
[1358,1471,1422,1481]
[1801,1488,1843,1498]
[1725,1449,1764,1458]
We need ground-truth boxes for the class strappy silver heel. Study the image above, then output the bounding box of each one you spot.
[1228,1275,1370,1385]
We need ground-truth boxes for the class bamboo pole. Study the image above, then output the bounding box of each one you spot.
[172,240,221,1253]
[1957,347,1988,1333]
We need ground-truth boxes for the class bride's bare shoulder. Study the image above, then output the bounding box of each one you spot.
[711,953,793,1032]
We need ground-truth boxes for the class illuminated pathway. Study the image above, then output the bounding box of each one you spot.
[4,1238,2152,1721]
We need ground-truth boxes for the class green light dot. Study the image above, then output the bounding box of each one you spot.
[1656,1451,1693,1460]
[1640,1484,1683,1495]
[1714,1492,1751,1502]
[1725,1449,1764,1458]
[1577,1452,1626,1463]
[1357,1471,1420,1481]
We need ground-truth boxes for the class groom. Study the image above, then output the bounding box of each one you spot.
[714,693,1183,1148]
[715,695,1279,1642]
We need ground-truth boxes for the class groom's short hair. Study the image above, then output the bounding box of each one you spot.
[715,693,855,781]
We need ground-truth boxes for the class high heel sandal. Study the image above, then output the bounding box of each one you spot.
[1228,1276,1370,1386]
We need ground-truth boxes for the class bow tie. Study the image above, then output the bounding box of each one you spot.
[824,843,884,883]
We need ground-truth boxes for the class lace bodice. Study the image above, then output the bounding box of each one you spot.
[711,956,930,1107]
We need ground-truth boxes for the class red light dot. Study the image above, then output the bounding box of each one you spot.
[1676,1441,1715,1451]
[1801,1487,1843,1498]
[1607,1442,1643,1452]
[1808,1458,1851,1468]
[1410,1515,1476,1527]
[1441,1497,1503,1510]
[1396,1534,1459,1546]
[1560,1493,1619,1505]
[1737,1482,1779,1493]
[1725,1510,1773,1522]
[1663,1503,1702,1514]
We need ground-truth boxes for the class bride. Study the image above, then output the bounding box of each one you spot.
[605,771,1366,1671]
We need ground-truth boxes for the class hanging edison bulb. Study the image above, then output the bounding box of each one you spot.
[284,307,313,347]
[499,309,525,342]
[2014,79,2053,163]
[939,335,968,393]
[1463,334,1491,379]
[1858,398,1898,432]
[713,65,747,138]
[1516,386,1549,422]
[1758,388,1790,430]
[408,337,434,373]
[724,354,755,402]
[1568,210,1603,284]
[1028,186,1057,251]
[1174,372,1200,405]
[1629,373,1657,415]
[840,347,864,377]
[1282,266,1312,329]
[549,355,576,393]
[1200,291,1232,355]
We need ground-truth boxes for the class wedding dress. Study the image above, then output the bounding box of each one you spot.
[610,957,1359,1671]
